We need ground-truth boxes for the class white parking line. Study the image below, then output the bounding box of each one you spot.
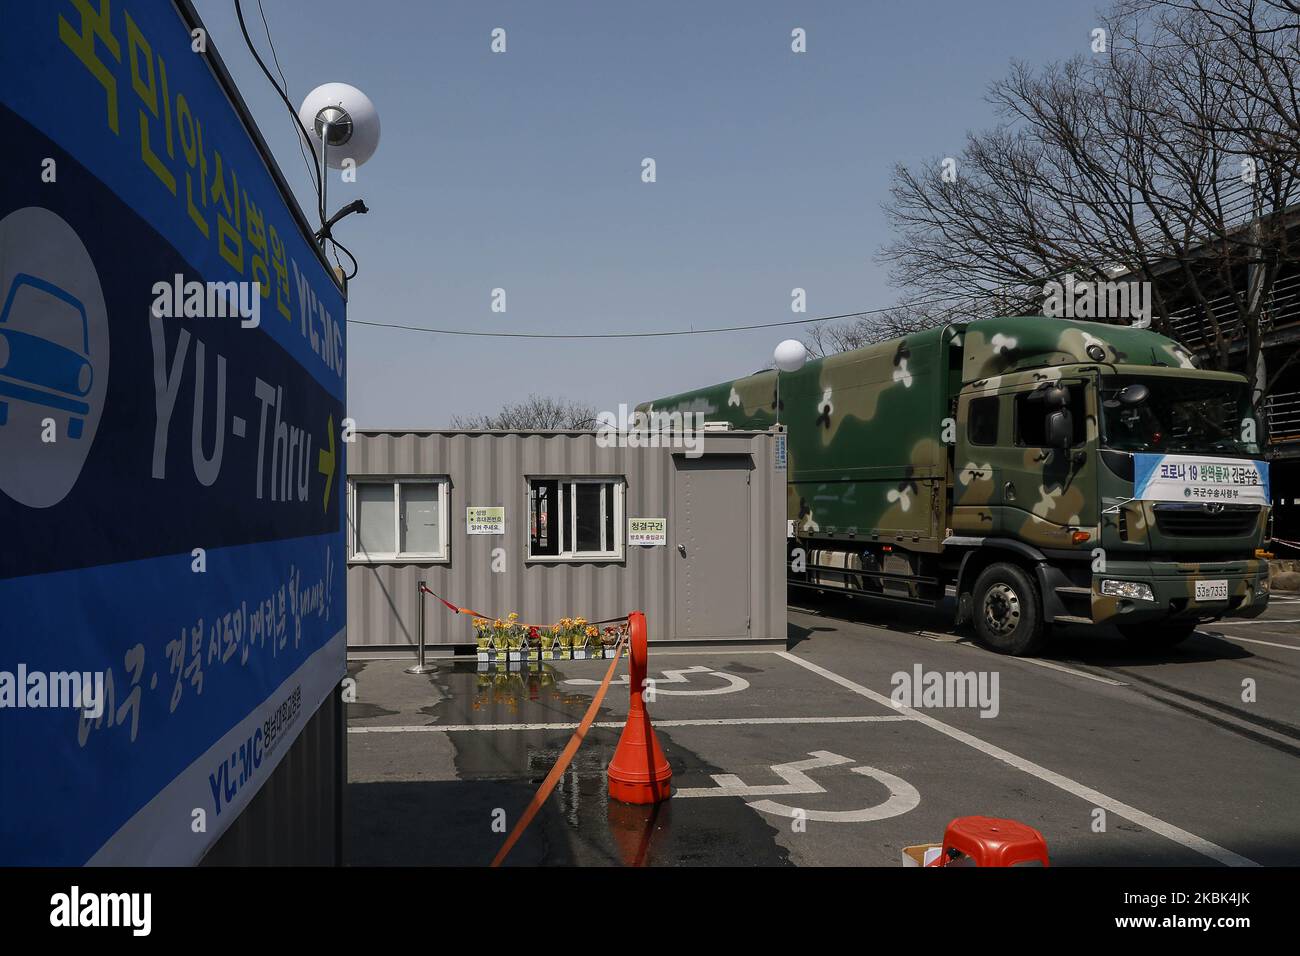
[1211,621,1300,629]
[909,624,1133,686]
[348,714,913,734]
[776,651,1258,867]
[638,649,784,656]
[1016,657,1128,685]
[1206,633,1300,652]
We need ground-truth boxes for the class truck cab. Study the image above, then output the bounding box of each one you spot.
[950,321,1270,652]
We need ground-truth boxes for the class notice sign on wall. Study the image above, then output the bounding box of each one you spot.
[467,506,506,534]
[629,517,667,545]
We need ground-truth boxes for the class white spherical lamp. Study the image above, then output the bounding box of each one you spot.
[298,82,380,168]
[774,338,808,373]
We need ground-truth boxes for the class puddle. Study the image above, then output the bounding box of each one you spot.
[346,657,794,865]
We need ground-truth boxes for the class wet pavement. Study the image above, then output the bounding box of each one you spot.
[345,594,1300,867]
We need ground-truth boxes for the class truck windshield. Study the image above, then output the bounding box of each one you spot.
[1100,376,1259,457]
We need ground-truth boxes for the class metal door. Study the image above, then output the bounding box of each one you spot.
[673,456,751,639]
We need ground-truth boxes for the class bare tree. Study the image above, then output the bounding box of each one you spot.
[448,394,598,430]
[866,0,1300,420]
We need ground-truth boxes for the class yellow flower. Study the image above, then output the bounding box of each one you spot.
[508,612,519,621]
[585,625,598,638]
[494,618,504,629]
[575,617,588,627]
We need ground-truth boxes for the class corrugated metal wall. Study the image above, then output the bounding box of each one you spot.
[200,687,344,866]
[347,430,785,649]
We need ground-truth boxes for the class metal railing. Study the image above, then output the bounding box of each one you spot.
[1265,390,1300,446]
[1168,272,1300,349]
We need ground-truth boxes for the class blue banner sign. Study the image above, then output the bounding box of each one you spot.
[1132,454,1271,506]
[0,0,347,864]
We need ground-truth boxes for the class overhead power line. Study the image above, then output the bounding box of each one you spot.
[344,290,1010,340]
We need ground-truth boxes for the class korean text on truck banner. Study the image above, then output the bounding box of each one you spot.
[0,0,347,865]
[1132,454,1271,506]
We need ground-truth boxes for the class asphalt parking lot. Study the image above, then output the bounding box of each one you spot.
[344,593,1300,866]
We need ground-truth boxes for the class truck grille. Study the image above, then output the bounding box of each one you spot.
[1152,503,1259,537]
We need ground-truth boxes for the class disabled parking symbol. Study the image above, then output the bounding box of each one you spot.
[564,664,750,696]
[675,750,920,823]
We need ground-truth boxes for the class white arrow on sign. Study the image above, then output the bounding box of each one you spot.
[675,750,920,824]
[564,665,750,696]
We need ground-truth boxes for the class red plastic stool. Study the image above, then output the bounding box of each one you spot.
[940,816,1050,867]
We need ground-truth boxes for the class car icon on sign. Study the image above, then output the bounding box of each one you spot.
[0,272,95,439]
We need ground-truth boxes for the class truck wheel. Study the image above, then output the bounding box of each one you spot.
[1118,621,1197,649]
[971,563,1045,656]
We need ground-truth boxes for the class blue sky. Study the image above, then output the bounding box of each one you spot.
[193,1,1098,426]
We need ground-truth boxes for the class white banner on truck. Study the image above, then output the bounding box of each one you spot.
[1132,454,1270,505]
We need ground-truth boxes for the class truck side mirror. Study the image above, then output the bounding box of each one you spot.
[1045,409,1072,448]
[1118,384,1149,406]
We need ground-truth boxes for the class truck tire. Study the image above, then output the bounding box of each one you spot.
[1117,621,1197,649]
[971,562,1045,656]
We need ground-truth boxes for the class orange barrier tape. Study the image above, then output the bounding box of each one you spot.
[489,638,626,867]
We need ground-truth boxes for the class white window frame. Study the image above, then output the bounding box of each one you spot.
[349,477,450,563]
[526,476,625,562]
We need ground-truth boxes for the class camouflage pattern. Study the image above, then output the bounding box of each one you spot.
[952,362,1101,551]
[641,325,957,549]
[642,315,1270,625]
[961,315,1199,384]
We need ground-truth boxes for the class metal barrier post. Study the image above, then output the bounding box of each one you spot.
[406,581,438,674]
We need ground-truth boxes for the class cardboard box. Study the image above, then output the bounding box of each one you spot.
[901,843,944,867]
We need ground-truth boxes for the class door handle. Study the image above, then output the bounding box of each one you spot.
[677,544,687,557]
[1004,481,1017,502]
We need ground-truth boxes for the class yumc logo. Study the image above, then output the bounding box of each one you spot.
[890,665,1000,718]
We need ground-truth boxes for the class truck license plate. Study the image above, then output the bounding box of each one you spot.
[1194,579,1229,602]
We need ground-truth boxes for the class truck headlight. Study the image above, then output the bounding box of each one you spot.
[1101,580,1154,601]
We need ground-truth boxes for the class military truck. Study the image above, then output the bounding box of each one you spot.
[643,316,1272,655]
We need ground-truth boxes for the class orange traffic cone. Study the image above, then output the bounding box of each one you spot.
[607,611,673,804]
